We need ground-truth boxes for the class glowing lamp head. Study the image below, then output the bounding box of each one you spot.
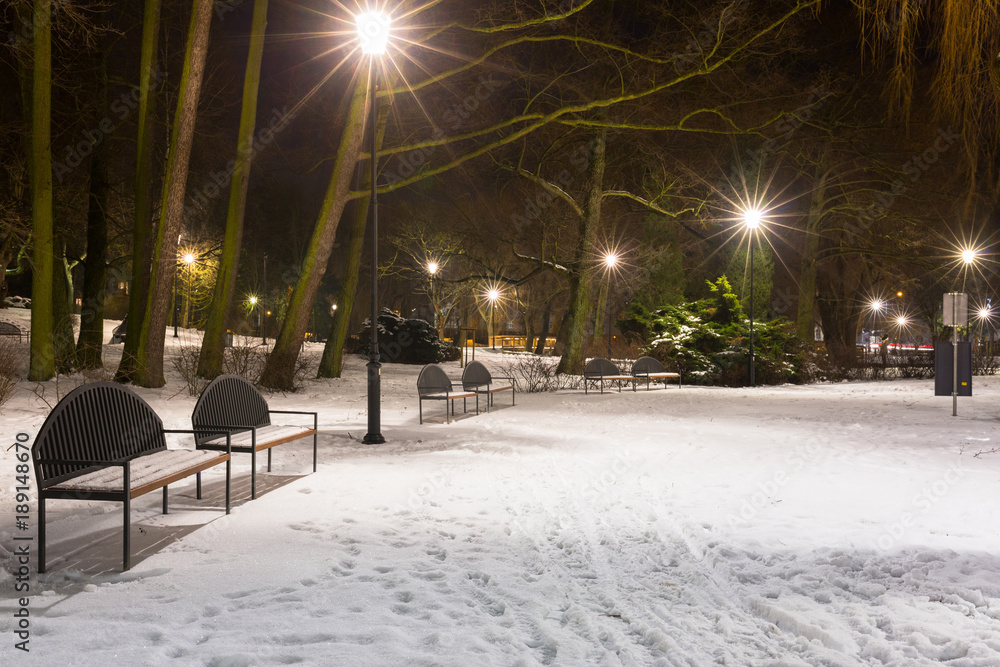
[743,208,763,230]
[487,289,500,303]
[979,308,991,319]
[604,253,618,268]
[183,253,195,265]
[248,296,257,306]
[896,316,907,326]
[961,248,977,264]
[870,300,883,312]
[332,304,338,312]
[896,291,903,298]
[428,261,438,275]
[356,12,390,55]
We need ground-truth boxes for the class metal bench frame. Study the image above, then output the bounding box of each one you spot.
[32,382,232,572]
[461,360,515,412]
[417,364,478,424]
[192,374,318,500]
[630,356,681,390]
[0,320,25,343]
[583,357,635,394]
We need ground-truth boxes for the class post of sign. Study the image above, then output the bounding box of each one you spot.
[944,292,968,416]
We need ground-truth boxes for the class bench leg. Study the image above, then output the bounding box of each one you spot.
[313,430,318,473]
[123,466,131,571]
[225,459,231,514]
[162,486,168,514]
[196,472,202,499]
[419,399,423,424]
[267,447,272,473]
[446,400,450,424]
[463,397,467,414]
[251,449,257,500]
[38,495,46,574]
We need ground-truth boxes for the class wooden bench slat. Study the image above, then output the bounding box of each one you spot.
[49,449,229,496]
[201,425,316,450]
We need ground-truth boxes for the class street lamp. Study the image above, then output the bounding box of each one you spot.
[427,261,439,334]
[487,288,500,350]
[742,208,764,387]
[359,10,390,445]
[604,253,618,357]
[182,253,195,329]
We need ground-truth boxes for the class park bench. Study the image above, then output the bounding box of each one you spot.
[583,357,634,394]
[462,360,515,412]
[630,356,681,390]
[0,320,25,343]
[192,374,318,500]
[110,315,127,344]
[417,364,479,424]
[32,382,232,572]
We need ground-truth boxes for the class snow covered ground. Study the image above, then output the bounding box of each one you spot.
[2,307,1000,665]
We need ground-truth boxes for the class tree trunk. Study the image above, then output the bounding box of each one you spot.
[317,93,390,379]
[118,0,162,382]
[556,131,606,375]
[52,246,76,372]
[77,45,111,369]
[29,0,54,381]
[128,0,213,388]
[198,0,269,380]
[260,71,369,390]
[534,303,552,355]
[797,164,828,341]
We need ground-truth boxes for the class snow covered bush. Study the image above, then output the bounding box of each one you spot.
[354,308,459,364]
[618,276,803,386]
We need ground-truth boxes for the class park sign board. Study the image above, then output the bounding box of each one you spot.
[943,292,968,327]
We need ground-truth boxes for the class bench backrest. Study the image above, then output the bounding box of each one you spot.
[0,321,21,335]
[417,364,454,396]
[32,382,166,489]
[584,357,620,377]
[632,356,666,375]
[461,360,492,389]
[192,374,270,445]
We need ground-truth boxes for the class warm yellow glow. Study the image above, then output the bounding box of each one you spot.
[248,296,258,305]
[428,261,438,275]
[356,11,390,55]
[487,289,500,302]
[979,308,991,319]
[896,316,907,326]
[183,253,195,265]
[870,300,883,312]
[604,253,618,268]
[961,248,977,264]
[896,291,903,298]
[742,208,763,229]
[332,304,338,311]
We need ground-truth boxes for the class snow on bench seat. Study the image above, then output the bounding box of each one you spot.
[201,424,316,450]
[49,449,229,497]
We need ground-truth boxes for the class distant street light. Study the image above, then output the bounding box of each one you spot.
[962,249,977,264]
[359,10,390,446]
[487,288,501,350]
[183,253,196,329]
[742,208,765,387]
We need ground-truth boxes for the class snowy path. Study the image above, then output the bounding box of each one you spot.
[3,334,1000,664]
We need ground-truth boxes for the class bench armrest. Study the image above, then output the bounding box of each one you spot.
[36,458,127,467]
[267,410,318,430]
[163,428,232,453]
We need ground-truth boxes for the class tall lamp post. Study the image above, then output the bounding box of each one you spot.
[604,253,618,357]
[359,11,389,445]
[248,295,260,337]
[182,253,195,328]
[428,261,439,334]
[261,253,267,345]
[742,208,764,387]
[487,288,500,350]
